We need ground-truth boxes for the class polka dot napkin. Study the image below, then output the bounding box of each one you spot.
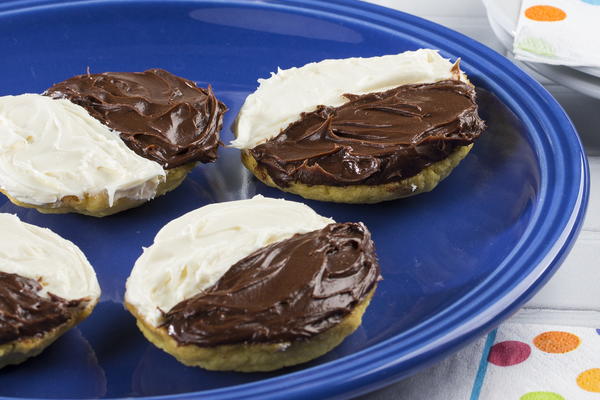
[480,325,600,399]
[359,324,600,400]
[514,0,600,67]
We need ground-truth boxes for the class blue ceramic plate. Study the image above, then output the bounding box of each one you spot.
[0,0,589,399]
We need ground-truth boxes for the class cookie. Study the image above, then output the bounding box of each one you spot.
[125,196,380,371]
[0,214,100,368]
[0,69,226,216]
[232,49,485,203]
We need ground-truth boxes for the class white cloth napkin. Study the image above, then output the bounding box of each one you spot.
[514,0,600,67]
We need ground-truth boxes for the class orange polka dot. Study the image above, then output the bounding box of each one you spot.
[525,5,567,21]
[533,331,580,353]
[577,369,600,393]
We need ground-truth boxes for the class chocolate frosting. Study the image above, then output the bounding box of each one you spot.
[0,271,85,345]
[250,79,486,187]
[162,222,381,346]
[45,69,227,169]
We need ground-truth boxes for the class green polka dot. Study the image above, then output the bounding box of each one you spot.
[520,392,565,400]
[515,36,556,57]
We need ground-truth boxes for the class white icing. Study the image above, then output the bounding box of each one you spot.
[0,213,100,301]
[231,49,466,149]
[0,94,166,206]
[125,195,334,326]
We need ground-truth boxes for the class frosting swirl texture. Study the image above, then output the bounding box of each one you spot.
[0,95,165,206]
[232,49,468,149]
[0,213,99,345]
[45,69,227,169]
[125,195,333,327]
[162,222,380,346]
[0,272,84,345]
[0,213,100,301]
[250,80,485,186]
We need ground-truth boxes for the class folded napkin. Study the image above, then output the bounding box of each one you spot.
[359,323,600,399]
[514,0,600,67]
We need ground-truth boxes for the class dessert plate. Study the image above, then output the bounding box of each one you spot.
[0,0,588,399]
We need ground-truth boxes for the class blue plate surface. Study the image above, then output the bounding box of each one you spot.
[0,0,589,399]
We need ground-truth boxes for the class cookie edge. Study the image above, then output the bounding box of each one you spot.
[0,162,196,217]
[0,300,98,369]
[126,287,376,372]
[241,145,473,204]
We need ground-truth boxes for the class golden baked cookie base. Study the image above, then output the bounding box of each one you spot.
[0,301,97,369]
[126,288,376,372]
[242,145,473,204]
[0,163,195,217]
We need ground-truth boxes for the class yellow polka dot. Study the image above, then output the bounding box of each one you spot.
[533,331,580,353]
[577,369,600,393]
[525,5,567,21]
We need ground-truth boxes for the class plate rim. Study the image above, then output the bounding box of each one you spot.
[0,0,590,399]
